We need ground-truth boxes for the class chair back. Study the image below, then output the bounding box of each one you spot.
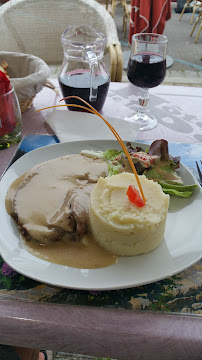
[0,0,120,65]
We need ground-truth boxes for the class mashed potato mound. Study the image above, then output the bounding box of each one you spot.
[89,172,170,256]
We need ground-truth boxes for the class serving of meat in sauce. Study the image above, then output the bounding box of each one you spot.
[5,154,118,269]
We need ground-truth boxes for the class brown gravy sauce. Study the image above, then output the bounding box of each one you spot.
[5,156,118,269]
[22,234,117,269]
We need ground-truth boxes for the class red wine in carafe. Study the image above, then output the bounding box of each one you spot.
[127,53,166,89]
[59,70,110,112]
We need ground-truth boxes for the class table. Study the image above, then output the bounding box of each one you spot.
[129,0,172,43]
[0,81,202,360]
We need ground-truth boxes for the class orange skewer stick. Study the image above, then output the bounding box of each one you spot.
[36,96,146,204]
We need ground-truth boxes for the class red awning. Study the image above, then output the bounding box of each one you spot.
[129,0,171,43]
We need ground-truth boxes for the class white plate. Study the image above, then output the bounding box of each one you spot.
[0,140,202,290]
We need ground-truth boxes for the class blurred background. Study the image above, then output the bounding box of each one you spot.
[112,0,202,85]
[0,0,201,87]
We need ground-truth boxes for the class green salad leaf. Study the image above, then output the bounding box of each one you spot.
[159,182,197,198]
[108,163,121,176]
[103,149,124,176]
[103,149,124,161]
[145,166,183,185]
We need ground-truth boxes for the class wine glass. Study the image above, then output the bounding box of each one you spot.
[125,33,168,131]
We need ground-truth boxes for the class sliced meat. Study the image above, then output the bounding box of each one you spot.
[67,184,95,241]
[12,154,108,244]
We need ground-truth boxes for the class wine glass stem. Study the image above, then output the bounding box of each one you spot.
[137,88,150,119]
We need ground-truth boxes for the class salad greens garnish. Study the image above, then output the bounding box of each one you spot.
[81,139,197,198]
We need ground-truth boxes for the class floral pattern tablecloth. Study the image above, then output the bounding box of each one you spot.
[0,256,201,314]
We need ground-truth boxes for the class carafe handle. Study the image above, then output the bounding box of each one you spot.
[85,49,98,102]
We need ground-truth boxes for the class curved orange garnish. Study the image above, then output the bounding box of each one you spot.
[36,95,146,204]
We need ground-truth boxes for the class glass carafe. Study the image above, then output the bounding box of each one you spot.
[58,24,110,112]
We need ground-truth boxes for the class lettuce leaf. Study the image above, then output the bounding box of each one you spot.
[108,163,122,176]
[161,188,194,197]
[103,149,124,161]
[159,182,197,197]
[145,167,183,184]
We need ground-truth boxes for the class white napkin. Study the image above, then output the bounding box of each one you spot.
[45,110,140,143]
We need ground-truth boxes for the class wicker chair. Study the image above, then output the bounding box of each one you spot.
[179,0,192,21]
[96,0,117,18]
[122,0,131,38]
[179,0,202,24]
[190,0,202,25]
[0,0,123,82]
[190,8,202,42]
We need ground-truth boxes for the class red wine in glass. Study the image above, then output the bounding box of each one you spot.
[125,33,168,131]
[59,70,110,112]
[127,53,166,89]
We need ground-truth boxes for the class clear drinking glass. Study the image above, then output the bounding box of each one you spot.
[0,84,22,149]
[125,33,168,131]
